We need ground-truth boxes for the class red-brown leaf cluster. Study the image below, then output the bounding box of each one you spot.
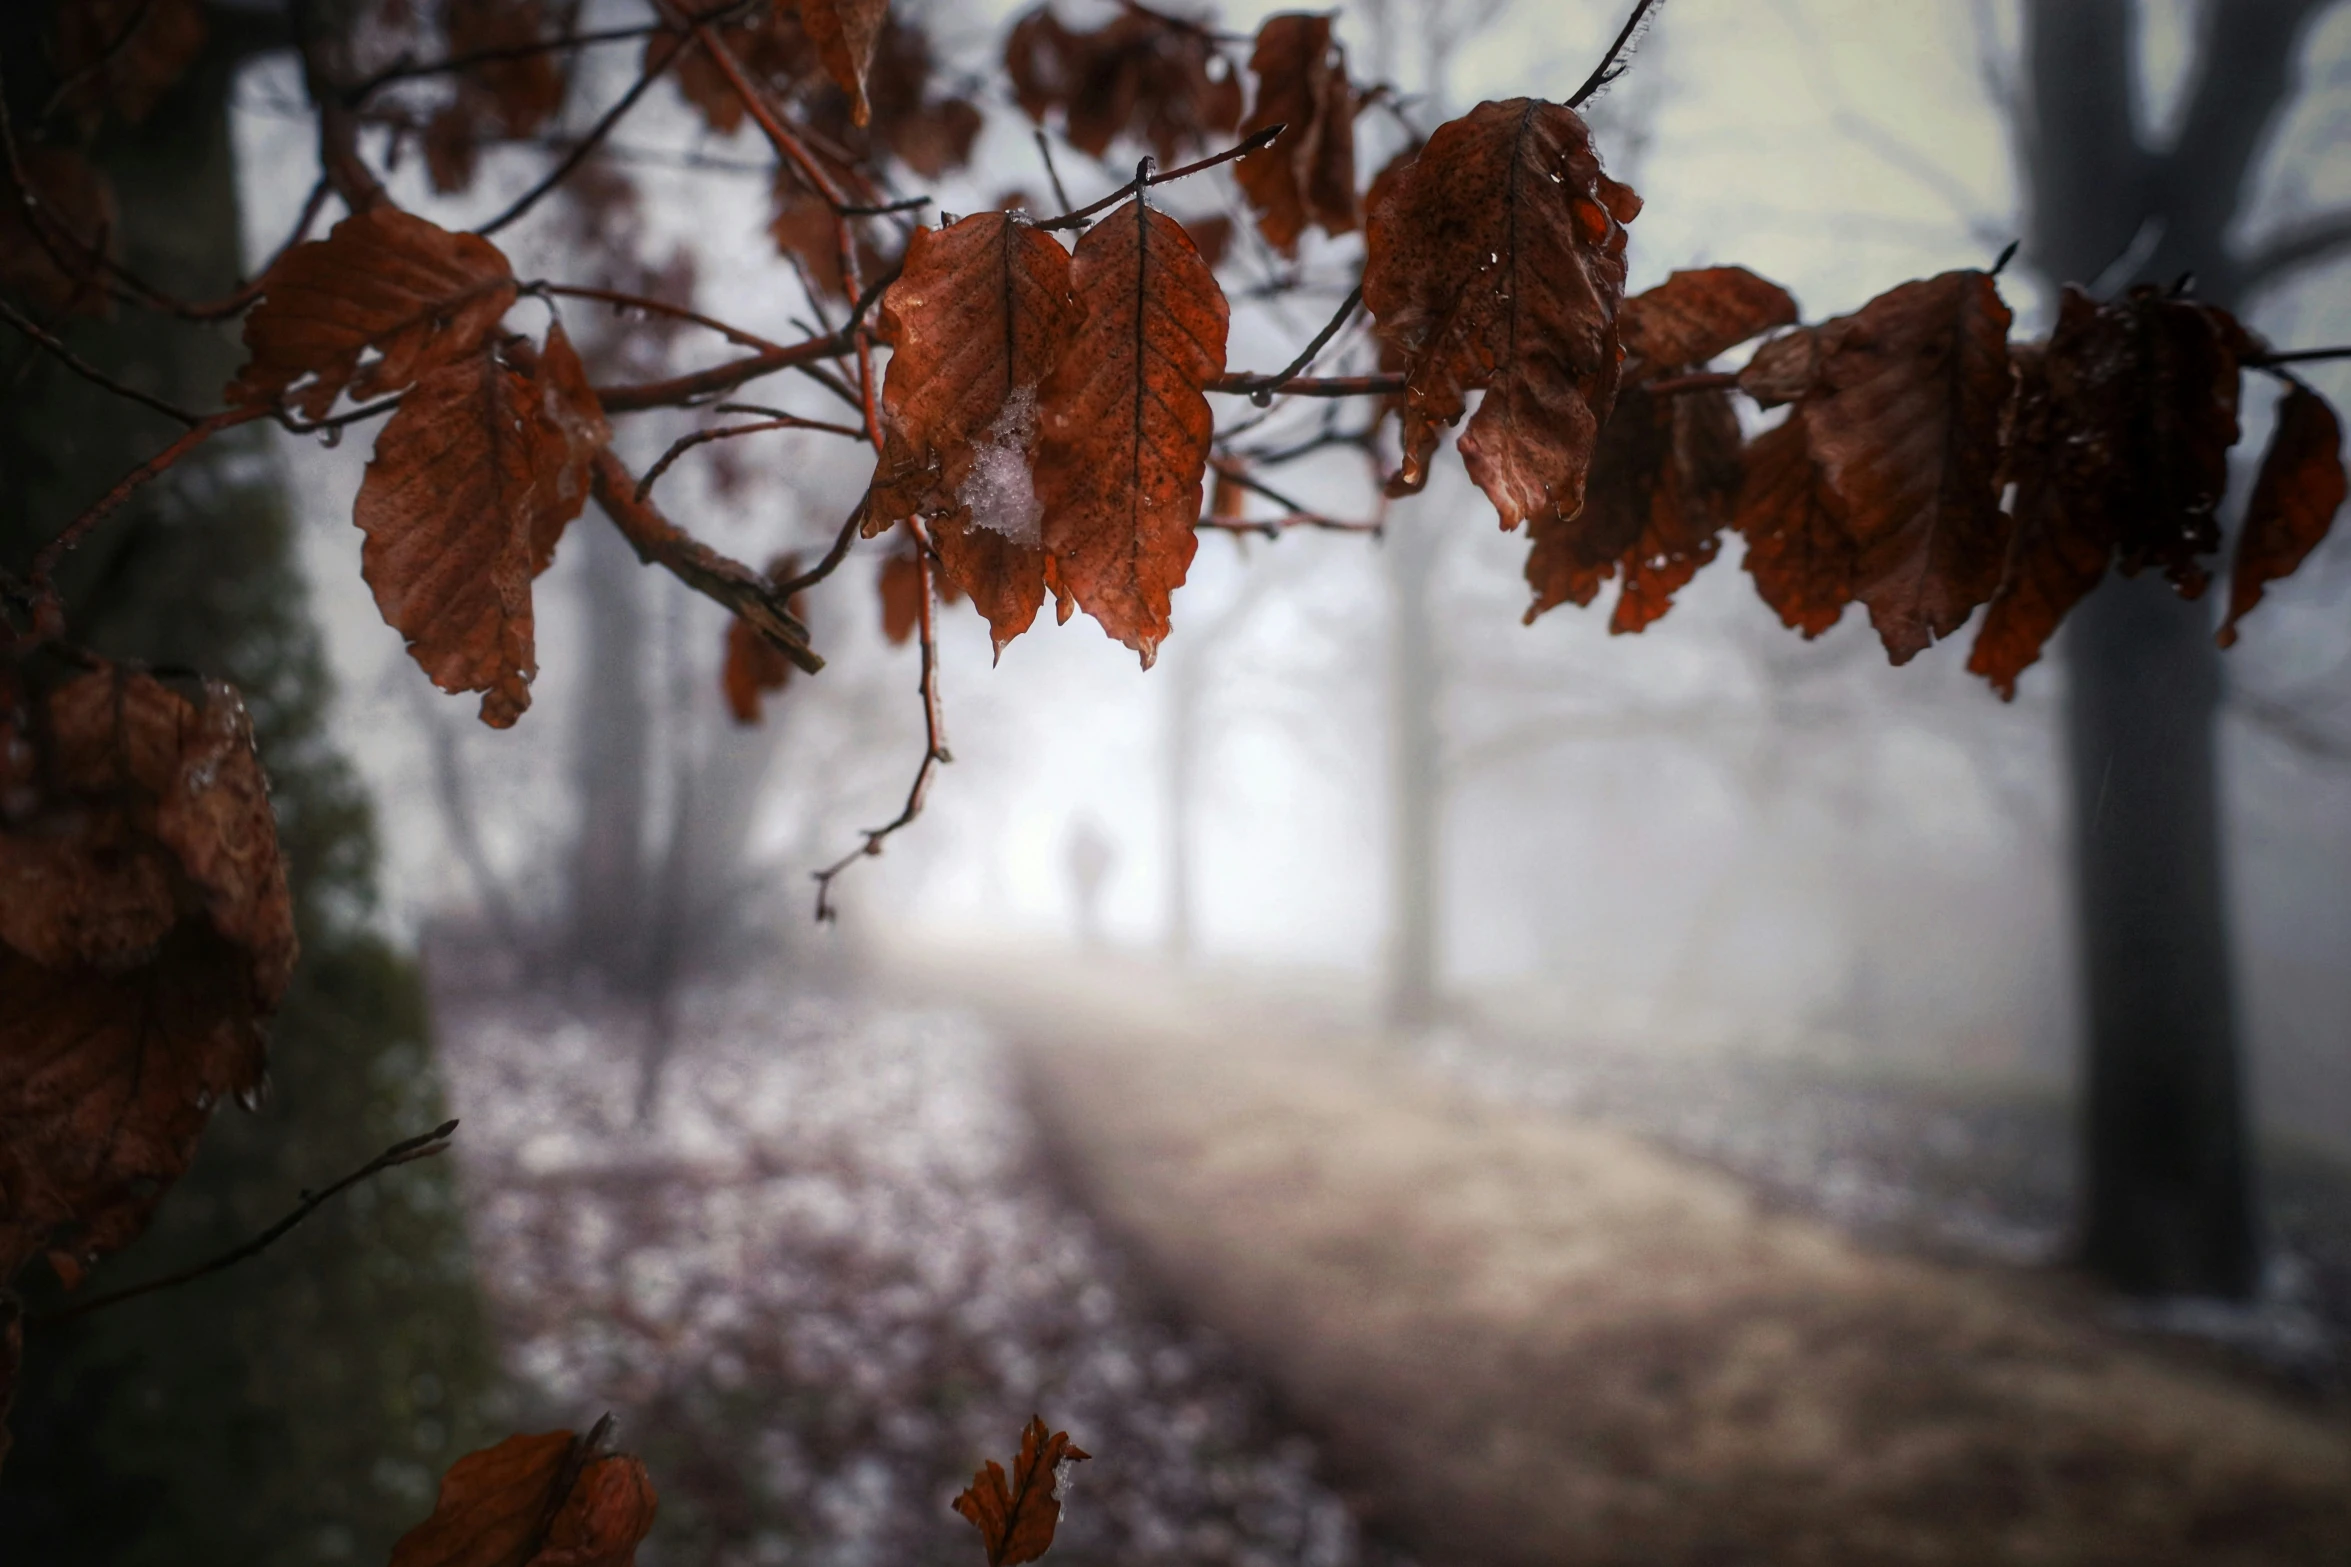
[389,1426,658,1567]
[1233,14,1358,255]
[1,662,294,1299]
[1363,99,1641,530]
[1006,3,1244,164]
[52,0,208,131]
[422,0,573,194]
[953,1416,1091,1567]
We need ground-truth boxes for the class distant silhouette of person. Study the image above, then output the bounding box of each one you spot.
[1066,820,1115,949]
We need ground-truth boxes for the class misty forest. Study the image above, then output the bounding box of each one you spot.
[5,0,2351,1563]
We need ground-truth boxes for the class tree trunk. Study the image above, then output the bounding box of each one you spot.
[2019,0,2327,1296]
[567,513,653,982]
[1386,501,1444,1027]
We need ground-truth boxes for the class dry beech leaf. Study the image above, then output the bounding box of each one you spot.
[952,1416,1091,1567]
[1005,5,1244,164]
[871,213,1082,653]
[803,0,889,127]
[879,548,925,646]
[648,6,813,139]
[1967,286,2253,692]
[54,0,208,130]
[353,333,589,728]
[423,0,573,193]
[1524,379,1743,631]
[1,665,292,1295]
[1619,266,1798,372]
[229,207,518,419]
[1966,335,2107,696]
[723,553,804,725]
[389,1428,658,1567]
[0,147,118,318]
[1234,13,1358,255]
[1363,98,1640,529]
[2219,383,2347,648]
[1034,199,1229,666]
[1735,417,1854,639]
[1795,269,2013,664]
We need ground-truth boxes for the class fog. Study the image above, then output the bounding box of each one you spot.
[190,0,2351,1560]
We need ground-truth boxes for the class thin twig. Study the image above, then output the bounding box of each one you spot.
[30,1121,461,1327]
[346,22,670,99]
[1639,369,1739,396]
[1567,0,1665,109]
[594,263,898,413]
[812,522,951,922]
[29,407,268,597]
[635,413,868,503]
[838,194,932,217]
[0,298,202,425]
[529,282,788,354]
[1035,128,1074,216]
[1222,284,1363,403]
[773,493,871,599]
[1034,126,1285,232]
[474,43,683,238]
[1205,372,1403,398]
[2249,345,2351,368]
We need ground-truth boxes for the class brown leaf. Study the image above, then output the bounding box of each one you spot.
[1005,5,1244,164]
[445,0,569,138]
[353,335,583,727]
[1735,417,1854,639]
[530,323,609,573]
[1795,269,2013,663]
[2107,288,2252,595]
[1523,380,1743,630]
[1234,14,1358,255]
[1034,199,1229,665]
[390,1428,658,1567]
[54,0,208,130]
[871,213,1082,652]
[1,665,291,1292]
[648,6,814,138]
[2219,382,2347,648]
[952,1416,1091,1567]
[229,207,518,419]
[1735,328,1821,408]
[0,147,117,317]
[722,552,806,725]
[1620,266,1799,373]
[1966,336,2105,695]
[803,0,888,127]
[879,547,925,646]
[1362,98,1640,529]
[1184,214,1233,267]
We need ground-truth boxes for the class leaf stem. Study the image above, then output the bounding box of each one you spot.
[1033,125,1285,232]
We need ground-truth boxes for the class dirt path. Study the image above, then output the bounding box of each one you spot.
[895,943,2351,1567]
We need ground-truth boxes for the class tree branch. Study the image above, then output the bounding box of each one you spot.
[588,446,822,673]
[634,412,868,504]
[30,1121,461,1327]
[2242,208,2351,291]
[1034,126,1285,231]
[1568,0,1664,108]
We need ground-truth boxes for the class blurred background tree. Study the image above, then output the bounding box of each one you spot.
[0,5,503,1561]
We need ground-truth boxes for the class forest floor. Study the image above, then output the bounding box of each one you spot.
[427,958,1416,1567]
[889,937,2351,1567]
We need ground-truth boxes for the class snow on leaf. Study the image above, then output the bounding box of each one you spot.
[953,1416,1091,1567]
[1033,199,1228,667]
[1362,98,1640,530]
[228,207,518,419]
[871,214,1081,651]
